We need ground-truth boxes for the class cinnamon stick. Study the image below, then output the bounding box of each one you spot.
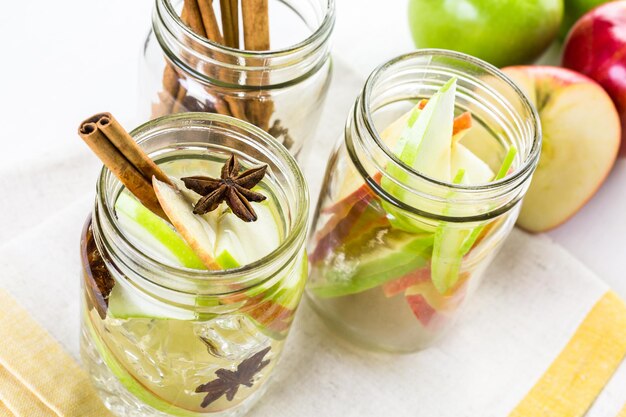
[197,0,224,44]
[241,0,273,131]
[220,0,240,48]
[78,113,170,220]
[242,0,270,50]
[184,0,208,37]
[179,0,238,118]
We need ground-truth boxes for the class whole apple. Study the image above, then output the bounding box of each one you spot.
[562,1,626,155]
[560,0,611,37]
[502,66,620,232]
[407,0,563,68]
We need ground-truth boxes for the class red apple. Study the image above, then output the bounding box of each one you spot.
[562,1,626,155]
[502,66,620,232]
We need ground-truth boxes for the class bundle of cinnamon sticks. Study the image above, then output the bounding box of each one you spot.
[154,0,274,132]
[79,113,172,220]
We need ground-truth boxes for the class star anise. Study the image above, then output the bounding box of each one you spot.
[182,155,267,222]
[195,346,271,408]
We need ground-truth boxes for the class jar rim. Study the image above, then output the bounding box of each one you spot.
[160,0,335,58]
[360,49,542,193]
[95,113,309,293]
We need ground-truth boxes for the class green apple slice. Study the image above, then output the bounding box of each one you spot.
[451,143,494,185]
[116,192,206,269]
[153,178,221,270]
[429,144,494,293]
[215,201,281,267]
[431,147,517,293]
[112,191,237,320]
[406,78,456,182]
[310,230,434,298]
[431,169,469,293]
[84,317,201,417]
[108,281,196,320]
[381,79,457,233]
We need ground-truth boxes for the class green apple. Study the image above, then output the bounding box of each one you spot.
[408,0,564,67]
[561,0,611,38]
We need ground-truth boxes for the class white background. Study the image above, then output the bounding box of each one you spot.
[0,0,624,298]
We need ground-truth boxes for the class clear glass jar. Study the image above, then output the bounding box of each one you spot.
[140,0,334,158]
[306,50,541,353]
[80,113,309,416]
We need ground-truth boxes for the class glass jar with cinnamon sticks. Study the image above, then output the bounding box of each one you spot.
[78,112,309,416]
[141,0,335,158]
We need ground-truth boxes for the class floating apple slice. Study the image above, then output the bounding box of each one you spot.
[451,143,494,184]
[431,147,516,293]
[216,201,281,267]
[405,293,437,327]
[309,230,434,298]
[391,77,457,183]
[380,78,458,234]
[431,169,469,294]
[382,267,430,298]
[116,192,206,269]
[404,276,469,327]
[325,101,473,216]
[153,177,221,270]
[108,281,196,320]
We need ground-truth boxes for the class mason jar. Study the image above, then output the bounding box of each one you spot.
[80,113,309,416]
[140,0,335,158]
[306,50,541,353]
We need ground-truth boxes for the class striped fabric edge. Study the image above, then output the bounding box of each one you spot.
[0,400,14,417]
[0,366,57,417]
[509,290,626,417]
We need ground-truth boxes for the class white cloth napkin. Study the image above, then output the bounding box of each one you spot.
[0,60,625,417]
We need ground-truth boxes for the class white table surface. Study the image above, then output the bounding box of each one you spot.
[0,0,624,300]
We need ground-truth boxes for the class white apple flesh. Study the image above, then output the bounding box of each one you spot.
[152,177,221,269]
[502,66,620,232]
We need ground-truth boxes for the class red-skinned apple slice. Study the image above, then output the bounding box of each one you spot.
[406,294,437,327]
[382,267,430,298]
[404,274,469,327]
[502,66,620,232]
[310,195,389,263]
[152,178,221,270]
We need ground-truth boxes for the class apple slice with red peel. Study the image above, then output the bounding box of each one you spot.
[502,66,620,232]
[406,294,437,327]
[310,195,389,263]
[152,178,221,270]
[404,274,469,327]
[382,267,430,298]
